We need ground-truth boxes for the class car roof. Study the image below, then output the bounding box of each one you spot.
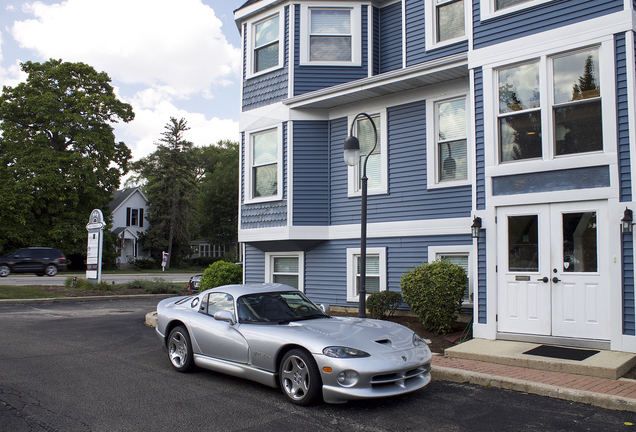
[202,283,298,298]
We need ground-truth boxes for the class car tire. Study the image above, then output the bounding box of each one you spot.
[44,265,58,276]
[279,349,322,406]
[167,326,194,372]
[0,265,10,277]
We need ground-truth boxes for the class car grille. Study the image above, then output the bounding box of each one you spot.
[370,363,431,388]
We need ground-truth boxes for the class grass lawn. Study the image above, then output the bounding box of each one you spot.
[0,285,64,300]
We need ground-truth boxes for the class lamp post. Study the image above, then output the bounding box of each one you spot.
[344,113,378,318]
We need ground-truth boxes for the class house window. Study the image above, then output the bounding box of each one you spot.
[266,252,304,291]
[126,208,144,227]
[348,112,387,196]
[253,14,280,74]
[436,0,464,43]
[130,209,138,226]
[439,254,470,304]
[437,98,468,182]
[429,245,473,306]
[497,47,601,163]
[251,128,279,199]
[310,9,351,61]
[300,5,361,66]
[347,248,386,302]
[495,0,531,10]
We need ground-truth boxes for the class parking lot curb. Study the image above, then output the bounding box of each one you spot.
[432,365,636,413]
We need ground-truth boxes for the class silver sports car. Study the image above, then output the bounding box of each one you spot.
[156,283,432,405]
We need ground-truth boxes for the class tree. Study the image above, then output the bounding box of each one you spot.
[197,140,239,248]
[131,118,200,268]
[0,59,134,256]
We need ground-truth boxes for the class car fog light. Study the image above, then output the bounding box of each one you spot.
[337,370,358,387]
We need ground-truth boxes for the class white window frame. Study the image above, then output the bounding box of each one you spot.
[347,110,388,197]
[346,247,386,303]
[426,94,472,190]
[426,0,470,51]
[480,0,552,20]
[428,245,473,308]
[265,252,304,292]
[245,125,283,204]
[299,4,362,66]
[246,9,285,79]
[489,43,610,168]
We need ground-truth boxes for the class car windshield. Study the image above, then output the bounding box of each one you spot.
[237,291,328,323]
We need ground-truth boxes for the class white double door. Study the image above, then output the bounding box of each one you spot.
[497,201,610,340]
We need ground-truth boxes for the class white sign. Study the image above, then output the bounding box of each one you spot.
[86,209,105,282]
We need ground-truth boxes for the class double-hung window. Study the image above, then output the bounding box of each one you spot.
[497,47,602,163]
[495,0,531,10]
[436,0,464,43]
[249,127,281,201]
[429,245,472,306]
[266,252,304,291]
[300,5,361,66]
[348,112,387,195]
[480,0,551,19]
[347,248,386,302]
[437,98,468,182]
[251,13,282,76]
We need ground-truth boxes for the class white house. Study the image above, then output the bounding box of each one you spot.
[109,187,150,266]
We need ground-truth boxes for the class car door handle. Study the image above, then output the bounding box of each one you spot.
[537,277,549,283]
[552,277,561,283]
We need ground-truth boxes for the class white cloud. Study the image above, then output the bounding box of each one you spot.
[11,0,241,97]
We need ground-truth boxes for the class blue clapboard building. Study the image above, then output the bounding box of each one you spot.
[234,0,636,353]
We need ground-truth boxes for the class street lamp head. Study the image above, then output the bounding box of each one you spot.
[343,135,360,166]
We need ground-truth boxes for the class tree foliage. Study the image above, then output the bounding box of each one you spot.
[131,118,200,267]
[197,140,239,246]
[0,59,134,255]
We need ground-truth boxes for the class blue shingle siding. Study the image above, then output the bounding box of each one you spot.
[373,7,380,75]
[624,234,635,335]
[241,202,287,229]
[477,230,487,324]
[293,5,369,95]
[474,67,486,211]
[329,101,472,226]
[244,245,265,284]
[304,235,472,307]
[617,32,632,202]
[379,1,403,73]
[492,166,610,196]
[293,120,330,226]
[473,0,624,50]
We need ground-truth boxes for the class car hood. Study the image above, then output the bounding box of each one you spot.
[279,316,418,353]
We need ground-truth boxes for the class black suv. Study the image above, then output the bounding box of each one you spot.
[0,247,68,277]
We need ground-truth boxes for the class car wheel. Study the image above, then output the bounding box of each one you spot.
[45,265,58,276]
[167,326,194,372]
[279,349,322,405]
[0,265,10,277]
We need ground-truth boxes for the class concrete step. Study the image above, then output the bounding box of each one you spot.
[445,339,636,380]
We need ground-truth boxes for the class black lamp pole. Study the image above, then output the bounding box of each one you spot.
[344,113,378,318]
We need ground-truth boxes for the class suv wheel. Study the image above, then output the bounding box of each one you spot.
[45,265,58,276]
[0,265,10,277]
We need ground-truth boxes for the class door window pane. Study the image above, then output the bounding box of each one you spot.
[553,49,602,156]
[508,215,539,272]
[562,212,597,273]
[436,0,464,42]
[498,62,541,162]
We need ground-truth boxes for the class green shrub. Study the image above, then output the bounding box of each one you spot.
[200,261,243,291]
[63,277,111,291]
[367,290,403,320]
[400,259,467,335]
[124,278,184,295]
[132,258,158,270]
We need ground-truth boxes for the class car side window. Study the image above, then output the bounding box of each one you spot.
[205,293,235,320]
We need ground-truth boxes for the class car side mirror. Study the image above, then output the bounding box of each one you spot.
[214,310,235,325]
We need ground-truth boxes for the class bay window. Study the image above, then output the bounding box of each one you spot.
[249,127,281,201]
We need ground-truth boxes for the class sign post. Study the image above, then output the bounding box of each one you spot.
[86,209,106,283]
[161,251,169,271]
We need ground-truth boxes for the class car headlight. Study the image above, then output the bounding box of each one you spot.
[413,333,428,347]
[323,346,370,358]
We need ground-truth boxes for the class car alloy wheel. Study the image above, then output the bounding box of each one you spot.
[280,349,322,405]
[45,265,58,276]
[0,265,10,277]
[167,326,194,372]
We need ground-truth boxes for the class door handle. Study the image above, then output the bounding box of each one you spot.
[537,277,549,283]
[552,277,561,283]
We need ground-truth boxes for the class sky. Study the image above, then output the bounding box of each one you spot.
[0,0,245,166]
